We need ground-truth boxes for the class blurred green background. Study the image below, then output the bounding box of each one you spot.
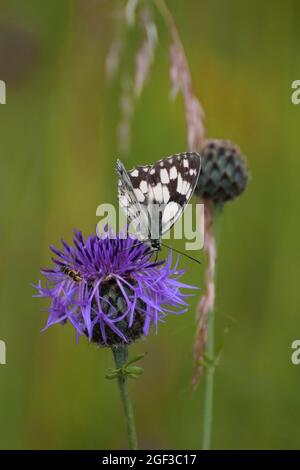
[0,0,300,450]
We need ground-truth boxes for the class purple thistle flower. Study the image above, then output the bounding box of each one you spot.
[33,229,196,346]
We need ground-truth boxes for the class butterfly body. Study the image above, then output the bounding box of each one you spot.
[149,237,161,251]
[117,152,201,251]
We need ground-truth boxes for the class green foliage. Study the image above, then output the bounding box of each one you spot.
[106,354,145,380]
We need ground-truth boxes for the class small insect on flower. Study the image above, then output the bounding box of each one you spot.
[33,229,197,346]
[60,265,82,282]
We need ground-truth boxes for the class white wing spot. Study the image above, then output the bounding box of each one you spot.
[170,166,177,180]
[140,180,148,193]
[162,185,170,203]
[131,169,139,177]
[160,168,169,184]
[183,181,191,196]
[119,195,129,207]
[134,188,145,202]
[153,182,163,203]
[162,201,180,225]
[150,168,155,175]
[177,173,183,194]
[182,175,188,194]
[183,159,189,168]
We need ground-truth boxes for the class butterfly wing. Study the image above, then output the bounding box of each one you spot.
[116,159,150,239]
[127,152,201,236]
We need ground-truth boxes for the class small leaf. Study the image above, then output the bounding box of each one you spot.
[105,372,118,380]
[126,353,146,366]
[126,366,144,376]
[105,367,121,380]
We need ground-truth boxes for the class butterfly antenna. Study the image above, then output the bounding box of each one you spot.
[160,242,201,265]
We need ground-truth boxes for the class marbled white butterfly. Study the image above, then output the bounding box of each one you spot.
[117,152,201,251]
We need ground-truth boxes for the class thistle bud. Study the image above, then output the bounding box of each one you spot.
[196,139,248,203]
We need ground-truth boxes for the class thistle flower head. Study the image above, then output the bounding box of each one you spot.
[34,229,195,346]
[195,139,248,203]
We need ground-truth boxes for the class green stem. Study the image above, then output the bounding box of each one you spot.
[112,344,138,450]
[202,311,215,450]
[202,202,223,450]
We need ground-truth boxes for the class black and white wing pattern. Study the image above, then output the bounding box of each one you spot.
[117,152,201,245]
[116,159,150,239]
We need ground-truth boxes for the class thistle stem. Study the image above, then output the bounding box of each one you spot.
[202,202,223,450]
[112,344,138,450]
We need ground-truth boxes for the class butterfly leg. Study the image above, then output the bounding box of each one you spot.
[145,247,160,261]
